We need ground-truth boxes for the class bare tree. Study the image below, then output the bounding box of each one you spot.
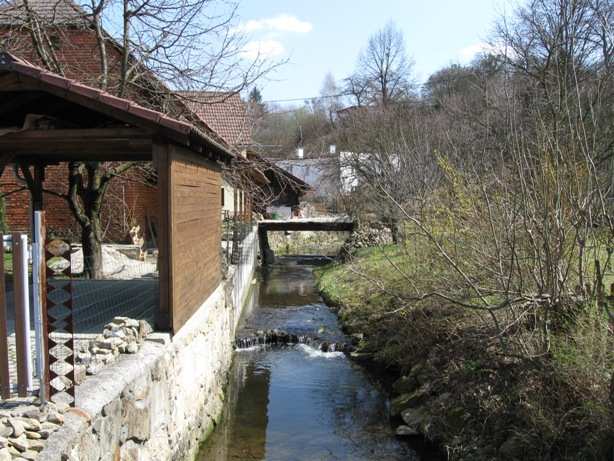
[339,0,614,366]
[347,22,414,107]
[318,72,342,126]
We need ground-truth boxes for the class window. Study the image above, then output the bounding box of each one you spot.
[221,187,225,207]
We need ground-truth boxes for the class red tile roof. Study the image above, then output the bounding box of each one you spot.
[179,92,253,147]
[0,0,88,26]
[0,52,235,162]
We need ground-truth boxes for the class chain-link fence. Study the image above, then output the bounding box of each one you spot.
[0,224,160,405]
[222,211,255,268]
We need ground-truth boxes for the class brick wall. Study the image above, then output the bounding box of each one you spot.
[0,164,159,243]
[1,28,124,91]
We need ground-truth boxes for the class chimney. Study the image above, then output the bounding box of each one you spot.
[329,144,336,155]
[297,147,304,159]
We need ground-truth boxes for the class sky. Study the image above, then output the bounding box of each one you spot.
[236,0,512,105]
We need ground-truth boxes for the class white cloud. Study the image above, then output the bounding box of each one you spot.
[241,39,285,59]
[237,14,313,34]
[459,42,496,62]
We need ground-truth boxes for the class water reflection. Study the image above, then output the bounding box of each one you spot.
[197,257,418,461]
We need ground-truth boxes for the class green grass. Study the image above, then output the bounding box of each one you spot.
[3,252,11,275]
[314,244,417,328]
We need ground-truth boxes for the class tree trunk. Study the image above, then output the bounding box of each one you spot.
[67,161,136,279]
[81,218,103,279]
[384,216,401,244]
[68,161,107,280]
[390,223,400,245]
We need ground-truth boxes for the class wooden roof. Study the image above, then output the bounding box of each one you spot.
[0,52,235,163]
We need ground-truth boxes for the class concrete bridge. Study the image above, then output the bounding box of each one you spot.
[257,217,355,264]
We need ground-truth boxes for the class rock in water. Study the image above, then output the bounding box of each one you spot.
[395,425,419,436]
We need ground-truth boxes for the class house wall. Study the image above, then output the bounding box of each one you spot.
[169,146,222,332]
[220,178,249,217]
[221,178,235,215]
[0,28,126,96]
[0,164,159,243]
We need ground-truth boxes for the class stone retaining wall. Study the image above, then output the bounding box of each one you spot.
[37,228,259,461]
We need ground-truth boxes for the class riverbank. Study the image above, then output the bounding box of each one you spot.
[315,246,614,461]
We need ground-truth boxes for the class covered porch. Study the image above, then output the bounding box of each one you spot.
[0,51,233,334]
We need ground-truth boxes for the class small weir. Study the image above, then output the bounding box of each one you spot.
[234,329,356,353]
[197,256,427,461]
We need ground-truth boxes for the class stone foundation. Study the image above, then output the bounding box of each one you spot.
[37,228,258,461]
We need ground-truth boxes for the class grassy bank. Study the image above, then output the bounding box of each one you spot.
[315,246,613,461]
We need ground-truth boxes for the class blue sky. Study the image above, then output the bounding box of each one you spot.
[237,0,511,104]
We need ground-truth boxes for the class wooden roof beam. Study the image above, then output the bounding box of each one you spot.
[0,127,153,160]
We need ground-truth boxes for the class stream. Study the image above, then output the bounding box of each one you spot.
[197,256,427,461]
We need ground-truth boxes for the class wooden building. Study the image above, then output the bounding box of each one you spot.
[0,52,234,334]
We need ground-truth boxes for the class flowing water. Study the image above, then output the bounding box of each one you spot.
[197,256,426,461]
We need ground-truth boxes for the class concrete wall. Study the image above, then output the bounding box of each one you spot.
[38,228,259,461]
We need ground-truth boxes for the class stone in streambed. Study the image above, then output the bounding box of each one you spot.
[392,374,419,395]
[390,384,432,416]
[401,406,431,434]
[395,424,420,436]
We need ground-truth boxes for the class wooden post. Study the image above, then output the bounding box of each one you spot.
[32,212,48,401]
[154,143,171,332]
[0,235,11,398]
[13,233,32,396]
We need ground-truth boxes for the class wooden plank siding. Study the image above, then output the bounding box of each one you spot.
[168,145,222,332]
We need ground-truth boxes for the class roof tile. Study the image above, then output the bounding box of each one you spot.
[0,0,89,26]
[179,91,253,147]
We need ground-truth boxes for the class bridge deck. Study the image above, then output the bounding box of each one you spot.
[258,217,355,232]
